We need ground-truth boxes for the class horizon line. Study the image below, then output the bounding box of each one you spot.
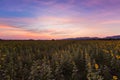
[0,35,120,40]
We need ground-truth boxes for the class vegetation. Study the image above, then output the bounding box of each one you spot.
[0,40,120,80]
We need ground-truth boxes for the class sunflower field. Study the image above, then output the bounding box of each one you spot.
[0,40,120,80]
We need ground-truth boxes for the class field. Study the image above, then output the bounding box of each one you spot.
[0,40,120,80]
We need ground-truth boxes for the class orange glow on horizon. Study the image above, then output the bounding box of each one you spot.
[0,24,52,39]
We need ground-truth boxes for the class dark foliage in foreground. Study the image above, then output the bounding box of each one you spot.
[0,40,120,80]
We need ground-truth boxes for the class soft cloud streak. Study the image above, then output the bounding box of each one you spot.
[0,24,52,39]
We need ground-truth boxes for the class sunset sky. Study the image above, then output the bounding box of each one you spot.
[0,0,120,40]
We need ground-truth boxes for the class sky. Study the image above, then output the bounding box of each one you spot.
[0,0,120,40]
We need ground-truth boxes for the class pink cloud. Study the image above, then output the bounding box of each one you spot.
[100,20,120,25]
[0,24,53,39]
[36,16,86,26]
[0,16,85,27]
